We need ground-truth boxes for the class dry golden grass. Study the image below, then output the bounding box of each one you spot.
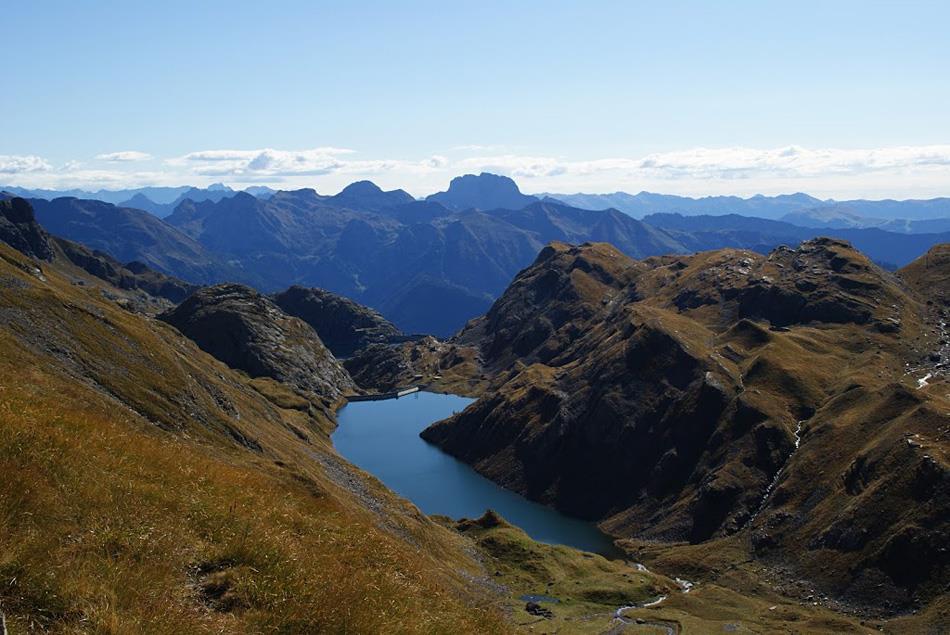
[0,334,509,634]
[0,244,509,634]
[449,512,677,634]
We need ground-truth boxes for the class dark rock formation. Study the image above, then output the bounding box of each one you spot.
[344,335,482,394]
[272,285,402,357]
[0,197,54,261]
[160,284,354,401]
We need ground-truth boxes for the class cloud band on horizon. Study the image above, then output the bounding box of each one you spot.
[2,144,950,199]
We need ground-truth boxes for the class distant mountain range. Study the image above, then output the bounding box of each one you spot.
[642,213,950,270]
[7,173,950,334]
[27,196,242,284]
[161,179,683,334]
[9,179,950,230]
[542,190,950,232]
[1,183,276,218]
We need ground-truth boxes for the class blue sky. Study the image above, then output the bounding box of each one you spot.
[2,0,949,198]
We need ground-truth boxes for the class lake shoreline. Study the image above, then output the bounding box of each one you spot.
[332,391,621,558]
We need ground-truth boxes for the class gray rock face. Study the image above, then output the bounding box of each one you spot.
[160,284,355,401]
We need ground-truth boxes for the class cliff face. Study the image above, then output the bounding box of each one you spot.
[160,284,355,402]
[422,238,948,613]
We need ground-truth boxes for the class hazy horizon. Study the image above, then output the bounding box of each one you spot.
[4,173,950,205]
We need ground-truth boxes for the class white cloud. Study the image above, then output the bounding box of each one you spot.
[454,145,950,183]
[457,154,568,178]
[629,145,950,179]
[172,147,448,179]
[96,150,153,162]
[172,147,355,177]
[3,145,950,199]
[423,155,449,168]
[0,154,52,174]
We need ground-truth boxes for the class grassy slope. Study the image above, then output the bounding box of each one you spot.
[2,237,946,634]
[451,512,914,634]
[0,243,507,633]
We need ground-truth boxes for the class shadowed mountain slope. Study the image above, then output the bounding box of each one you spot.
[162,184,687,335]
[28,196,242,284]
[0,196,54,261]
[1,197,196,305]
[423,238,949,616]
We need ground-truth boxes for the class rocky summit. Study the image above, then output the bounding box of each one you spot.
[160,284,355,401]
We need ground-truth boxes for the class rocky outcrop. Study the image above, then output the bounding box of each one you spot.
[344,336,484,395]
[0,197,54,261]
[455,241,644,367]
[272,285,403,357]
[160,284,355,401]
[422,238,943,613]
